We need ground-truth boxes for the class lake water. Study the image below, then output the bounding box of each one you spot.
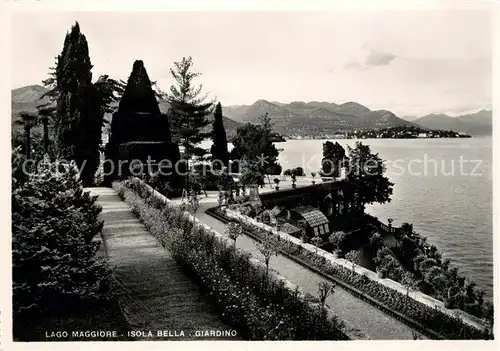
[277,138,493,299]
[201,137,493,298]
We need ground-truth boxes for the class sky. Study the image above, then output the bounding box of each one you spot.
[10,10,492,117]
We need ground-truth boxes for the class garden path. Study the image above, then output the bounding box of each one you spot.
[88,187,236,341]
[192,200,426,340]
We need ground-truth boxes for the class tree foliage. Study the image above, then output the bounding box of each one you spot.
[12,154,112,335]
[47,22,102,185]
[167,56,212,157]
[231,113,282,186]
[346,142,394,207]
[321,141,346,177]
[210,102,230,170]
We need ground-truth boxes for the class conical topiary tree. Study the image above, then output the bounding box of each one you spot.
[106,60,182,191]
[116,60,161,115]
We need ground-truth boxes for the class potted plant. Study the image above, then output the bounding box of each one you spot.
[377,267,387,279]
[444,286,460,309]
[272,178,280,191]
[333,248,344,258]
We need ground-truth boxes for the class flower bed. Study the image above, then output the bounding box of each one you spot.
[114,178,348,340]
[219,208,492,340]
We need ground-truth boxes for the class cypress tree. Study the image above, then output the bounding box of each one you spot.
[54,22,102,186]
[210,102,229,170]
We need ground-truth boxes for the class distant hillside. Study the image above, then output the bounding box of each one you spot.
[12,85,491,138]
[413,110,492,136]
[223,99,415,136]
[11,85,243,139]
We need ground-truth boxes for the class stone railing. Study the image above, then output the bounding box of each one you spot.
[224,207,487,332]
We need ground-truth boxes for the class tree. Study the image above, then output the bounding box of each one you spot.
[257,234,278,279]
[317,282,335,308]
[344,250,358,273]
[14,112,38,159]
[321,141,346,178]
[311,236,323,253]
[230,113,282,185]
[167,56,213,195]
[210,102,229,170]
[188,190,200,220]
[401,271,418,297]
[225,221,243,247]
[50,22,103,186]
[42,54,121,153]
[329,231,346,251]
[347,142,394,208]
[400,222,414,236]
[35,105,56,155]
[298,220,308,243]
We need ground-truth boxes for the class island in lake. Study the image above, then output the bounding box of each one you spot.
[285,125,471,140]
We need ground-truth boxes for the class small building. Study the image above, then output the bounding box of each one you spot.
[291,206,331,238]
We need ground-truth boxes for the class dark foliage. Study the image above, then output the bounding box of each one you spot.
[346,142,394,206]
[321,141,346,177]
[52,22,103,186]
[12,154,112,340]
[210,102,230,170]
[230,113,282,181]
[105,60,181,188]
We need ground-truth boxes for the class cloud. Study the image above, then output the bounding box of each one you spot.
[343,61,363,71]
[323,64,335,74]
[365,49,396,66]
[343,44,397,71]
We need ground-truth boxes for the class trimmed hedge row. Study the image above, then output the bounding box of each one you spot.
[216,209,492,340]
[115,179,349,340]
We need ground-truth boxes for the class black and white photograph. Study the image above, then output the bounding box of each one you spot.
[4,0,497,347]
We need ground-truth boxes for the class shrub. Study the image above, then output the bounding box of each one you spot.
[284,167,305,177]
[12,157,112,337]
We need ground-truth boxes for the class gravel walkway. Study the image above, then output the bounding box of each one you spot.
[88,187,236,341]
[196,201,425,340]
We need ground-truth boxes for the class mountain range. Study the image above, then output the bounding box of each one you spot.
[222,100,491,136]
[11,85,244,138]
[11,85,492,138]
[222,100,416,136]
[407,110,492,136]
